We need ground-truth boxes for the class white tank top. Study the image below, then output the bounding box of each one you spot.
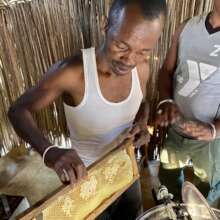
[64,47,143,166]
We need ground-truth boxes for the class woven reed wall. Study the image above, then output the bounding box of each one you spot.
[0,0,214,154]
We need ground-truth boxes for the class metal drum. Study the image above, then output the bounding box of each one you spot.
[137,204,220,220]
[138,182,220,220]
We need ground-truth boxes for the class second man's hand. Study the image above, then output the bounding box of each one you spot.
[156,102,181,127]
[180,121,215,142]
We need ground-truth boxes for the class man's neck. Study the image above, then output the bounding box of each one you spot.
[209,11,220,28]
[96,46,117,77]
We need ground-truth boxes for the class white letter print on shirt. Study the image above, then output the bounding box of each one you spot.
[178,60,217,97]
[210,45,220,57]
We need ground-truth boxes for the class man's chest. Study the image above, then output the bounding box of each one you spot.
[98,74,133,102]
[64,72,143,106]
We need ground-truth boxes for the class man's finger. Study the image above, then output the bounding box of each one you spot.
[65,165,77,187]
[197,134,212,141]
[155,108,164,125]
[183,126,208,139]
[74,163,86,180]
[170,108,181,124]
[129,125,141,136]
[134,132,149,148]
[155,114,162,126]
[54,166,68,183]
[134,138,142,148]
[191,130,204,138]
[81,166,88,180]
[161,111,169,127]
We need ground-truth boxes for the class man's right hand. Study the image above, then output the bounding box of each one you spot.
[44,148,88,187]
[156,102,181,127]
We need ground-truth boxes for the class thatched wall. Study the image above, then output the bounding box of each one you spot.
[0,0,214,154]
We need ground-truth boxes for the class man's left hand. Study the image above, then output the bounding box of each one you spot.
[128,122,150,148]
[180,121,214,142]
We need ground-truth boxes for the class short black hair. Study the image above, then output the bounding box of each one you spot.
[109,0,167,26]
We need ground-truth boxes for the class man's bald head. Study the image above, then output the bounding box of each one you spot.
[108,0,167,28]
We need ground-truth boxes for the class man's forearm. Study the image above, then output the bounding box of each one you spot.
[8,106,52,155]
[158,68,174,101]
[214,120,220,138]
[134,102,149,128]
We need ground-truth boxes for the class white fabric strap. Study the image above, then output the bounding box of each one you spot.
[209,123,217,140]
[157,99,174,109]
[42,145,58,164]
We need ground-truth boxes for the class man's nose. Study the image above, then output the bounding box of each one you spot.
[120,51,136,67]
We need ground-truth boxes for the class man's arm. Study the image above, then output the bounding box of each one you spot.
[156,22,187,127]
[215,120,220,137]
[8,62,66,154]
[8,60,87,186]
[129,63,150,147]
[135,62,149,127]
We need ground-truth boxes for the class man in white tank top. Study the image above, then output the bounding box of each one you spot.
[157,0,220,207]
[9,0,166,218]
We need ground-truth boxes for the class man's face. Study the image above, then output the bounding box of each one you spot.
[104,5,164,75]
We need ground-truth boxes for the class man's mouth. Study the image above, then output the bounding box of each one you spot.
[112,61,134,75]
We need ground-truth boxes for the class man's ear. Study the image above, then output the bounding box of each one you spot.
[100,15,109,35]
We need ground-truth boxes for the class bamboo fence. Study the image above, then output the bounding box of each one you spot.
[0,0,214,154]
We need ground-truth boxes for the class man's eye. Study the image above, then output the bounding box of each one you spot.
[116,44,127,50]
[140,51,150,56]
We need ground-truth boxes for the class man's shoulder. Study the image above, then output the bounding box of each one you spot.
[57,51,83,74]
[189,15,206,24]
[183,15,206,30]
[41,51,84,90]
[50,52,83,76]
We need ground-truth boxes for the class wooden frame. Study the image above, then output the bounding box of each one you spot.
[16,141,139,220]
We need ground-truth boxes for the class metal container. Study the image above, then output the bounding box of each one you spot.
[137,204,220,220]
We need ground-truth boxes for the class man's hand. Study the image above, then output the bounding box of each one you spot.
[180,121,214,142]
[128,122,150,148]
[156,102,181,127]
[44,148,88,187]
